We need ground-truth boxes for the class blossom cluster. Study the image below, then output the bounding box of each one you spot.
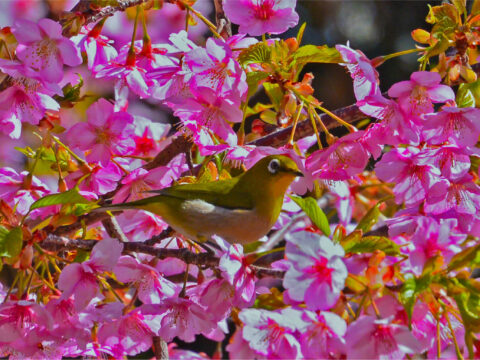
[0,0,479,358]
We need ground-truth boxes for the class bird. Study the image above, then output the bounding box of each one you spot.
[97,155,303,244]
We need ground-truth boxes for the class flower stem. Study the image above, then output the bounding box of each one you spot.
[288,101,304,146]
[182,2,221,38]
[380,48,423,62]
[444,310,464,360]
[316,104,357,133]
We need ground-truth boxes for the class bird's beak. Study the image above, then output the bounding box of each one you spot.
[293,170,304,177]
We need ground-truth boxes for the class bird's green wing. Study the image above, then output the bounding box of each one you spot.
[148,177,255,210]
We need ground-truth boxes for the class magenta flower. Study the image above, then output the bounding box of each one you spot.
[375,146,447,207]
[173,86,242,145]
[388,71,455,121]
[409,218,464,273]
[227,328,262,359]
[219,243,257,306]
[0,59,60,136]
[58,238,123,310]
[71,24,118,72]
[198,278,235,322]
[116,210,169,242]
[0,167,50,215]
[67,162,123,196]
[418,145,473,181]
[306,131,369,180]
[67,99,135,166]
[239,308,304,358]
[423,106,480,147]
[283,231,347,311]
[97,310,154,357]
[299,310,346,359]
[345,316,422,359]
[113,167,174,204]
[425,174,480,216]
[336,44,380,101]
[357,93,419,145]
[224,0,299,36]
[185,37,247,97]
[12,18,82,83]
[141,297,216,342]
[114,256,177,304]
[132,116,171,157]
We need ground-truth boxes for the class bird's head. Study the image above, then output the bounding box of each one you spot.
[240,155,303,196]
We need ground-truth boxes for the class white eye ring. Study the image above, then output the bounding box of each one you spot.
[268,159,281,174]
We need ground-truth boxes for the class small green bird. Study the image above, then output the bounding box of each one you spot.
[98,155,303,244]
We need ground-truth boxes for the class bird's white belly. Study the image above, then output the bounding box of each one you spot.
[178,199,271,244]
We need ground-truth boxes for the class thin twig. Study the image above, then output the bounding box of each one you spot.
[101,216,130,242]
[213,0,231,39]
[40,234,285,278]
[152,336,169,360]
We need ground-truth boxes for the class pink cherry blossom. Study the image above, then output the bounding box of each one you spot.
[67,98,135,166]
[358,93,419,144]
[224,0,299,36]
[71,23,118,71]
[299,310,346,359]
[409,218,464,273]
[0,166,51,215]
[375,146,447,207]
[132,116,171,157]
[283,231,347,310]
[388,71,455,121]
[58,238,123,310]
[12,18,82,83]
[345,316,422,359]
[239,307,304,358]
[219,243,257,306]
[336,44,380,101]
[184,37,247,97]
[197,278,235,322]
[116,210,169,242]
[97,310,155,357]
[425,174,480,216]
[227,328,262,359]
[141,297,216,342]
[0,59,60,136]
[114,256,177,304]
[423,106,480,147]
[306,131,369,180]
[113,166,175,204]
[173,86,242,145]
[67,162,123,196]
[418,144,477,181]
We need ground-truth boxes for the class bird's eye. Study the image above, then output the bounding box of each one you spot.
[268,159,281,174]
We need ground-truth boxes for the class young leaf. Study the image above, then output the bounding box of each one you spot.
[342,235,400,256]
[400,274,431,325]
[29,187,91,211]
[355,203,381,233]
[238,42,272,66]
[290,195,330,236]
[293,45,343,65]
[0,226,23,258]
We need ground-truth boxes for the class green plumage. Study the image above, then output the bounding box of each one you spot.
[97,155,302,244]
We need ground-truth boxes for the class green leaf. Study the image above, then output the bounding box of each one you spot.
[457,83,476,107]
[29,187,90,211]
[290,195,330,236]
[293,45,343,65]
[73,249,90,263]
[296,22,307,45]
[0,226,23,258]
[456,79,480,108]
[355,203,381,233]
[342,235,400,256]
[238,42,272,66]
[400,274,432,325]
[263,82,284,109]
[246,71,269,98]
[54,74,85,108]
[448,243,480,272]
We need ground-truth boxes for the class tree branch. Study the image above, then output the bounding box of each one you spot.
[213,0,231,39]
[40,234,285,278]
[152,336,169,360]
[249,103,364,147]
